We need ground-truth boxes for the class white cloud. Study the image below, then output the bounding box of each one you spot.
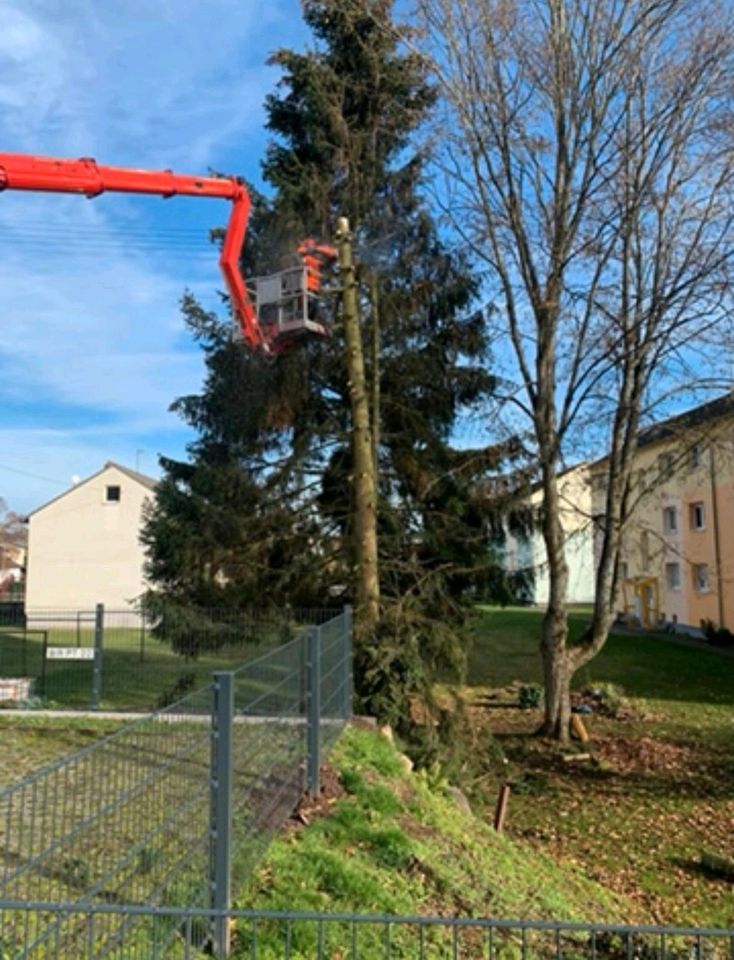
[0,0,305,512]
[0,0,290,165]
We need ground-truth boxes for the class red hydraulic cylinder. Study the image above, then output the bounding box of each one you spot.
[0,152,266,351]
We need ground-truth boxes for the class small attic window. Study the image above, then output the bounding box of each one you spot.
[105,485,121,503]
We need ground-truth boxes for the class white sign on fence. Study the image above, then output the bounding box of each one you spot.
[46,647,95,661]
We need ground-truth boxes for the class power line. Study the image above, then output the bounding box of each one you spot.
[0,463,68,487]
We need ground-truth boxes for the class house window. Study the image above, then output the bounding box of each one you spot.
[665,562,681,591]
[620,560,630,580]
[662,506,678,534]
[694,563,710,592]
[658,452,674,481]
[105,485,121,503]
[691,444,703,468]
[640,531,650,570]
[690,502,705,531]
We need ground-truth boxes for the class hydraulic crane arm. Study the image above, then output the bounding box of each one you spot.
[0,152,268,352]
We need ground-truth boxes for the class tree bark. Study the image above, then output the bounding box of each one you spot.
[538,465,572,741]
[368,272,381,476]
[337,216,380,642]
[541,644,572,742]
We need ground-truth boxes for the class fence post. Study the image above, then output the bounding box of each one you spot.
[91,603,104,710]
[299,628,308,715]
[306,625,321,797]
[210,672,234,958]
[343,605,353,720]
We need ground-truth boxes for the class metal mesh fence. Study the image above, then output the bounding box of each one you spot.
[228,637,307,897]
[0,609,352,959]
[318,610,352,756]
[0,606,340,711]
[0,903,732,960]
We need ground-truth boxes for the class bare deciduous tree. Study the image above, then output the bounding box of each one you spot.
[416,0,734,739]
[0,498,27,569]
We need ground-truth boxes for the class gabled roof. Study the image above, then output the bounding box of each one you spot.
[28,461,157,518]
[105,461,157,491]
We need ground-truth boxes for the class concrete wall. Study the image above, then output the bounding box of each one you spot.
[26,465,152,611]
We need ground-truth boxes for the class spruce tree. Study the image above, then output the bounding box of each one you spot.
[142,0,528,748]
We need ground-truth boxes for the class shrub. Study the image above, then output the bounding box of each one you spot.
[701,618,734,648]
[518,684,543,709]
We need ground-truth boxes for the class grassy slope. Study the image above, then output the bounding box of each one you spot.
[464,607,734,928]
[237,726,633,957]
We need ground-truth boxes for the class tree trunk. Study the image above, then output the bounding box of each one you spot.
[368,272,381,476]
[535,357,571,740]
[337,216,380,643]
[541,643,572,741]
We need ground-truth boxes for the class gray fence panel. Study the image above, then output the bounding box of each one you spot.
[0,605,342,712]
[0,902,732,960]
[0,609,352,959]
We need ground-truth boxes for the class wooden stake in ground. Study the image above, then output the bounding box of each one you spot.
[493,782,511,832]
[336,216,380,642]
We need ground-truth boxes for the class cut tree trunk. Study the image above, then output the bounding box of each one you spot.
[337,216,380,644]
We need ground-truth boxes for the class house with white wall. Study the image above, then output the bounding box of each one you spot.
[502,463,596,606]
[25,462,156,612]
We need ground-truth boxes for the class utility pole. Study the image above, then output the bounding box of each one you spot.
[336,216,380,642]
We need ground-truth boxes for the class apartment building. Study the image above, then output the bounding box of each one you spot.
[501,463,596,606]
[591,394,734,633]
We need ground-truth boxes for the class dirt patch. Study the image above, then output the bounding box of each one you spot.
[593,736,696,776]
[287,764,344,832]
[467,704,541,736]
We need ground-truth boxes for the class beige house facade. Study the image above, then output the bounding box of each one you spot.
[25,462,156,612]
[591,394,734,633]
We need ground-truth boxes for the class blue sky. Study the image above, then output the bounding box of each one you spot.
[0,0,308,514]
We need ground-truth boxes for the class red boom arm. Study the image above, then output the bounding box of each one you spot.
[0,153,268,352]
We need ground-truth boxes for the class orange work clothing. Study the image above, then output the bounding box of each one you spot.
[297,238,337,294]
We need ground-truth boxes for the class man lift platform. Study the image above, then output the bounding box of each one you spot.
[0,152,337,356]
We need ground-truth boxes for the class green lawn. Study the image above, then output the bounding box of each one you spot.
[468,605,734,705]
[463,607,734,928]
[0,625,282,711]
[0,716,124,787]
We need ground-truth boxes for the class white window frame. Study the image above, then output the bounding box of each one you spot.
[690,502,705,531]
[665,562,681,592]
[662,506,678,535]
[694,563,710,593]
